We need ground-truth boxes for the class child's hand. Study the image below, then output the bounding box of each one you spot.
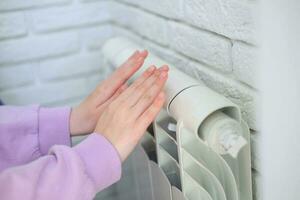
[95,65,169,161]
[70,50,148,136]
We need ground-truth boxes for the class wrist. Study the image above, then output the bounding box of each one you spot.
[94,128,128,162]
[70,107,77,136]
[70,106,84,136]
[70,106,98,136]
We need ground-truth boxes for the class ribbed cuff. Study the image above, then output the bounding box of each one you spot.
[74,133,122,191]
[38,107,71,155]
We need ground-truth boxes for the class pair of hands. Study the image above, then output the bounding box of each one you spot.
[70,50,169,161]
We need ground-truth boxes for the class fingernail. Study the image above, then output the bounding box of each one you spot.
[137,56,144,62]
[141,49,147,54]
[159,66,169,72]
[160,71,168,79]
[160,65,169,71]
[147,65,156,72]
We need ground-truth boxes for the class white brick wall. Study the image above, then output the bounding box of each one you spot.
[0,0,260,199]
[28,2,110,33]
[0,0,115,107]
[0,63,35,90]
[168,21,232,72]
[109,3,169,45]
[0,13,27,40]
[0,0,70,11]
[182,0,257,44]
[232,41,258,86]
[0,32,79,65]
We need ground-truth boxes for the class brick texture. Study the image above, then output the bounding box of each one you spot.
[183,0,257,44]
[0,0,70,11]
[232,41,258,87]
[120,0,182,19]
[0,32,79,65]
[0,63,35,90]
[110,2,169,45]
[0,78,88,105]
[80,25,114,50]
[38,51,105,81]
[29,2,110,33]
[168,21,232,72]
[0,1,115,107]
[0,13,27,40]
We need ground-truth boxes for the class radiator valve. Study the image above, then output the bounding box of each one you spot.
[199,111,247,158]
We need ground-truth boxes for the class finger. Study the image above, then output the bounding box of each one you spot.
[110,83,128,101]
[125,65,156,93]
[131,69,168,119]
[117,50,148,75]
[114,65,157,103]
[138,50,148,58]
[127,50,140,60]
[118,64,168,106]
[112,50,148,81]
[97,83,128,110]
[128,64,168,94]
[135,92,165,134]
[119,50,148,75]
[159,65,169,72]
[126,68,161,107]
[97,50,148,100]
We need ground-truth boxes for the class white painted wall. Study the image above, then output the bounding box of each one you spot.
[0,0,261,199]
[260,0,300,199]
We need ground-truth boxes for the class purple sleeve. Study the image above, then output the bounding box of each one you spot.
[0,105,122,199]
[0,105,71,171]
[0,133,122,199]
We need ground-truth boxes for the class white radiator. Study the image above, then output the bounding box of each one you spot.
[95,37,252,200]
